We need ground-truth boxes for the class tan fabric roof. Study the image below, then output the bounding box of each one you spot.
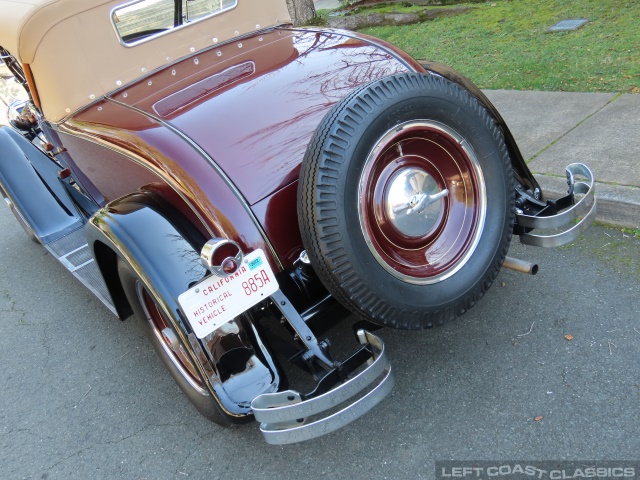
[0,0,291,121]
[0,0,113,63]
[0,0,53,62]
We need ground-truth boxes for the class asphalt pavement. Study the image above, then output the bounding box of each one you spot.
[1,190,639,478]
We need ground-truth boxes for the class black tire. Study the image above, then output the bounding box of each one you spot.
[298,73,515,329]
[117,258,231,426]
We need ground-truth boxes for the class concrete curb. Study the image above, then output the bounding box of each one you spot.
[484,90,639,231]
[536,174,640,230]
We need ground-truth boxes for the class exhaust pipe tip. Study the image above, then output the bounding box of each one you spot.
[503,256,538,275]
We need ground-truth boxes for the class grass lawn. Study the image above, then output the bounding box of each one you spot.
[351,0,639,93]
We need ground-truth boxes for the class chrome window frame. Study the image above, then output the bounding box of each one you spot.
[110,0,239,48]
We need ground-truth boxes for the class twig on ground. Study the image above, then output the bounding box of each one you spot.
[608,340,616,356]
[82,385,92,398]
[517,321,535,337]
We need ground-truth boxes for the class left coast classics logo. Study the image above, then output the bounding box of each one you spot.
[435,462,638,480]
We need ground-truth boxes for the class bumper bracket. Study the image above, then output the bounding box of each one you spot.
[516,163,596,248]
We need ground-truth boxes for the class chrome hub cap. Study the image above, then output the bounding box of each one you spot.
[385,167,449,237]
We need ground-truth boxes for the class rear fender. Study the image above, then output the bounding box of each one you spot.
[419,60,540,193]
[288,29,540,194]
[0,126,82,242]
[86,191,281,421]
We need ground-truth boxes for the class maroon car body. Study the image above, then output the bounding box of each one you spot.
[0,0,595,444]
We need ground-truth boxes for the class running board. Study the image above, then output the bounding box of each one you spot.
[516,163,596,248]
[44,226,116,314]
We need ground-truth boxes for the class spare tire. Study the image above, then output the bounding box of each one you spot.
[298,73,514,329]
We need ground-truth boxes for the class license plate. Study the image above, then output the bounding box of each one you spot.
[178,249,279,339]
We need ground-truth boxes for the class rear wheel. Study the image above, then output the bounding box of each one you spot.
[298,73,515,329]
[117,258,230,425]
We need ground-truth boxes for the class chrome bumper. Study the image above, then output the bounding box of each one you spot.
[251,330,394,445]
[517,163,596,247]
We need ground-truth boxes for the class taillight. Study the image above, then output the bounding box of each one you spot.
[200,238,243,277]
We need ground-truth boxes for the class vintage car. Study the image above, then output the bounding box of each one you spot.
[0,0,595,444]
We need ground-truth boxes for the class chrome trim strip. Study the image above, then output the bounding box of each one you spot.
[518,163,596,248]
[105,97,284,270]
[251,330,395,445]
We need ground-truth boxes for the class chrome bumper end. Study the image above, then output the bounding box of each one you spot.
[517,163,596,248]
[251,330,394,445]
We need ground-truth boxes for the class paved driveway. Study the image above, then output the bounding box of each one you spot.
[1,198,639,479]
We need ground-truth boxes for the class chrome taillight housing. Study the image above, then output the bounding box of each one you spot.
[200,238,243,277]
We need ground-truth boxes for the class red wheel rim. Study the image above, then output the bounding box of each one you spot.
[137,283,207,393]
[358,121,487,284]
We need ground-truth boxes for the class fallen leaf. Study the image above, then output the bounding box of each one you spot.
[534,416,544,422]
[630,86,639,94]
[564,334,573,341]
[501,282,506,287]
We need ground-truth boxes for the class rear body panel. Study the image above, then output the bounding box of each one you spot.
[57,29,416,269]
[108,29,412,205]
[60,99,281,270]
[59,28,538,268]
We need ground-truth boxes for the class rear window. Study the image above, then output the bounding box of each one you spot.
[112,0,238,46]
